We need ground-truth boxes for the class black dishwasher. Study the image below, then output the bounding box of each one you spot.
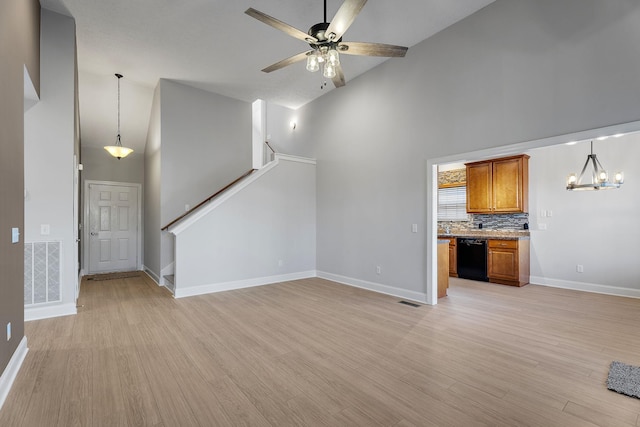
[457,238,488,282]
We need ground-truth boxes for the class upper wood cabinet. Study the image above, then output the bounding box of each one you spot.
[465,154,529,214]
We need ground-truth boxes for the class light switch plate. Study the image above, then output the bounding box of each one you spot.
[11,227,20,243]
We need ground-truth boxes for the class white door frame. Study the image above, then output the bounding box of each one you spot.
[83,180,142,274]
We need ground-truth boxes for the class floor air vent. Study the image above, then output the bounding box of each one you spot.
[398,300,420,308]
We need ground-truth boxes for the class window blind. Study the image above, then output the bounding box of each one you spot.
[438,186,468,221]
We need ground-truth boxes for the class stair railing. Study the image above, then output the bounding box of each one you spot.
[161,168,257,231]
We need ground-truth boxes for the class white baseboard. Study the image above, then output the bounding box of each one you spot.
[143,265,161,285]
[174,271,317,298]
[0,336,28,411]
[530,276,640,299]
[317,271,428,304]
[25,303,77,322]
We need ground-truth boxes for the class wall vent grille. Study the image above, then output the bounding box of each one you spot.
[24,241,62,305]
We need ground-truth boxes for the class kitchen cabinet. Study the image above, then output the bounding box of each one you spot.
[437,240,449,298]
[466,155,529,213]
[488,239,530,287]
[444,237,457,277]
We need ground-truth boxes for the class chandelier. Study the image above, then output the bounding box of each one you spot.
[566,140,623,191]
[104,73,133,159]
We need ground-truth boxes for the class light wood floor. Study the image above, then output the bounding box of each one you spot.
[2,274,640,426]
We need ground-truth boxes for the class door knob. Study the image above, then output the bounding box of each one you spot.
[90,232,98,236]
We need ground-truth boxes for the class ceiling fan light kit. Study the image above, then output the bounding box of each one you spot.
[245,0,408,88]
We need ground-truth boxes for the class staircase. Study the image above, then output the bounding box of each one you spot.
[164,154,317,298]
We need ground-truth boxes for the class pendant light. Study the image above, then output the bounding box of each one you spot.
[104,73,133,159]
[566,140,623,191]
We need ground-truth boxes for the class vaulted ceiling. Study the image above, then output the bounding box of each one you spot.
[39,0,495,151]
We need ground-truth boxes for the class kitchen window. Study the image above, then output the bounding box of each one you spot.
[437,185,469,221]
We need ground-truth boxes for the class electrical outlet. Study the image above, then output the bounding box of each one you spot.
[40,224,50,235]
[576,265,584,273]
[376,266,381,275]
[411,224,418,233]
[6,323,11,341]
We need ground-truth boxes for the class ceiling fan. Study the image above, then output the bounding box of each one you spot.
[245,0,408,88]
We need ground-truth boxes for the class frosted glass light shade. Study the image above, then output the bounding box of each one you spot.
[324,63,336,79]
[306,54,319,72]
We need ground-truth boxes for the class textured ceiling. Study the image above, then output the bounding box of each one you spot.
[39,0,495,151]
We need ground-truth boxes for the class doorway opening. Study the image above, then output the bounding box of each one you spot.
[426,120,640,305]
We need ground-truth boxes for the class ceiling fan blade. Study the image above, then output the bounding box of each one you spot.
[339,41,408,57]
[245,8,318,43]
[325,0,368,42]
[332,64,346,88]
[261,51,312,73]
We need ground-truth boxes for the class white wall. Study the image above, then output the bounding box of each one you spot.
[528,134,640,293]
[173,156,316,297]
[294,0,640,300]
[24,9,77,317]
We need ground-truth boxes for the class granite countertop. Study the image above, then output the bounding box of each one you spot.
[438,230,530,240]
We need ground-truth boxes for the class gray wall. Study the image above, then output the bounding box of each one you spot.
[149,80,252,277]
[160,80,252,226]
[24,10,78,313]
[81,146,144,184]
[265,103,312,157]
[143,83,162,280]
[0,0,40,377]
[295,0,640,297]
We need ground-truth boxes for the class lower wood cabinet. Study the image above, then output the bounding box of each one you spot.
[446,238,457,277]
[488,239,530,287]
[437,241,449,298]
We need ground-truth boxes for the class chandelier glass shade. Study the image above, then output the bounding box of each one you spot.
[566,141,623,191]
[104,73,133,159]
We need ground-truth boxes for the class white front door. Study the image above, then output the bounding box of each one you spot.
[87,182,140,274]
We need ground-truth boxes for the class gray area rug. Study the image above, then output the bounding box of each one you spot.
[607,361,640,399]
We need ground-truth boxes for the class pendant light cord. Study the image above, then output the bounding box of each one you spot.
[116,73,123,146]
[117,76,120,137]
